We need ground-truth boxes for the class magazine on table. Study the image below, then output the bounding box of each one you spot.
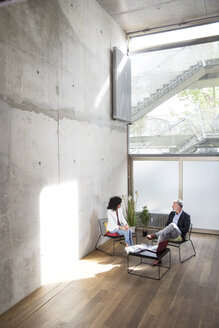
[125,243,158,254]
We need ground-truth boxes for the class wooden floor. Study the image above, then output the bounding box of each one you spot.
[0,233,218,328]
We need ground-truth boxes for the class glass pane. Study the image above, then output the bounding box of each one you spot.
[133,160,178,212]
[130,40,219,155]
[129,22,219,52]
[183,161,219,230]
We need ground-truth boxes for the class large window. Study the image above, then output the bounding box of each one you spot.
[130,37,219,155]
[132,157,219,230]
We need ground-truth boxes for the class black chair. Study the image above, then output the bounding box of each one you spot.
[168,223,196,263]
[95,218,137,256]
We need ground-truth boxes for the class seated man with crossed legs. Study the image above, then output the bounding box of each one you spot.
[147,199,190,264]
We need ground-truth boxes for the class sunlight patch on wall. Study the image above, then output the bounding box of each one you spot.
[40,181,78,284]
[95,76,109,109]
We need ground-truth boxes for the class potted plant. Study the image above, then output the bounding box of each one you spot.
[139,205,150,237]
[122,191,138,232]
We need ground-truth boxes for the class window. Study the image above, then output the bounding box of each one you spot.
[129,26,219,155]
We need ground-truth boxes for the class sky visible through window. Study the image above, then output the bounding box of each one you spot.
[129,22,219,53]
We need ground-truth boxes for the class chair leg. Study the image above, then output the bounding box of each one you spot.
[95,235,113,256]
[190,239,196,256]
[179,244,181,263]
[95,234,101,249]
[113,240,115,255]
[96,235,128,257]
[179,240,196,263]
[169,250,171,269]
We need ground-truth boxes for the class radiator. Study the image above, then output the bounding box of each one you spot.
[149,212,169,228]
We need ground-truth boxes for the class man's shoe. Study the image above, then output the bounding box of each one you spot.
[152,259,162,266]
[147,234,156,240]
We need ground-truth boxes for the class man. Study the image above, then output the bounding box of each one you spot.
[147,199,191,244]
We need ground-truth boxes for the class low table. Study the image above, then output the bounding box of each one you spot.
[127,248,171,280]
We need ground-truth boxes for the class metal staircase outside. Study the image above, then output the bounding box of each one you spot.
[130,114,219,154]
[131,58,219,122]
[176,134,219,154]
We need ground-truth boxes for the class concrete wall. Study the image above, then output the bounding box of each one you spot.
[0,0,128,314]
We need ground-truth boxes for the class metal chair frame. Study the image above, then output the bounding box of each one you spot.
[95,218,137,256]
[168,223,196,263]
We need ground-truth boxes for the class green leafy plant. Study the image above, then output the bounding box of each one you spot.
[122,191,138,227]
[139,205,150,232]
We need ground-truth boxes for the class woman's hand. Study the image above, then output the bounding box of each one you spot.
[120,224,129,231]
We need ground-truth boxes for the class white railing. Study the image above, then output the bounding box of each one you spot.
[132,58,219,118]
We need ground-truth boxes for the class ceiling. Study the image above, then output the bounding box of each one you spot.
[97,0,219,36]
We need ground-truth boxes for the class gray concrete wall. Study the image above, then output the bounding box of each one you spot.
[0,0,128,314]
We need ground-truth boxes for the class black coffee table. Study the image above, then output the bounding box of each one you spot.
[127,248,171,280]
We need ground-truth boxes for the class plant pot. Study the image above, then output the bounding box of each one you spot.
[143,230,148,237]
[130,226,135,233]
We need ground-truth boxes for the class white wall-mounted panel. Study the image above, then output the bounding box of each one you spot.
[113,47,131,122]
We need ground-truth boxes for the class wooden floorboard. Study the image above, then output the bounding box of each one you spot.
[0,233,218,328]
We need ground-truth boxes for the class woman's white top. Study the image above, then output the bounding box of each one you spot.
[107,208,127,232]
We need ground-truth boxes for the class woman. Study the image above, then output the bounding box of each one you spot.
[107,196,133,247]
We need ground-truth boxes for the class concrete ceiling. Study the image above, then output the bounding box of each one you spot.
[97,0,219,36]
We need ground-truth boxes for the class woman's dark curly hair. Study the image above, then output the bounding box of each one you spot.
[107,196,122,211]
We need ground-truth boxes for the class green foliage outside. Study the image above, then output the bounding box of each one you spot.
[177,87,219,134]
[131,87,219,138]
[178,87,219,109]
